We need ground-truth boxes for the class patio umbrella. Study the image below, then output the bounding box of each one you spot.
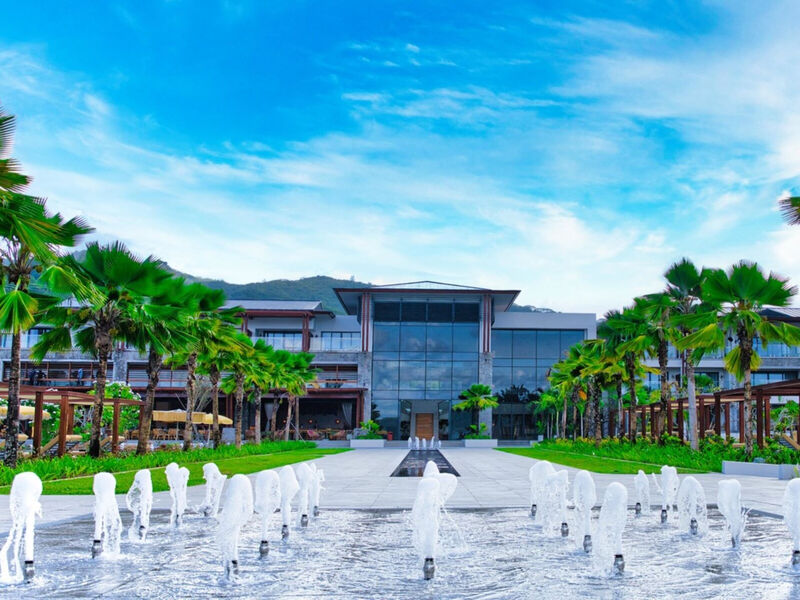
[152,410,233,425]
[0,405,52,420]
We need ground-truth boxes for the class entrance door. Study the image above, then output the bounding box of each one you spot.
[415,413,435,438]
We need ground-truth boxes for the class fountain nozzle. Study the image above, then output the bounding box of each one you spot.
[139,525,147,539]
[582,534,592,553]
[231,560,239,576]
[530,504,537,518]
[301,514,309,527]
[793,550,800,567]
[23,560,34,583]
[281,524,289,540]
[174,514,182,529]
[613,553,625,574]
[660,508,668,524]
[423,557,435,580]
[259,540,269,557]
[731,536,738,549]
[634,502,641,516]
[690,517,698,535]
[313,506,320,517]
[560,522,569,537]
[91,539,102,559]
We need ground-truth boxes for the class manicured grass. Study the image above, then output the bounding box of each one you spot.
[498,447,706,475]
[0,448,348,495]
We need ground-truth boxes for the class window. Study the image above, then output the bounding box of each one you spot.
[373,324,400,351]
[400,324,426,352]
[401,302,426,322]
[452,324,479,353]
[399,361,426,390]
[373,360,400,390]
[512,331,536,357]
[492,330,512,358]
[373,302,401,322]
[254,331,302,351]
[537,331,560,358]
[317,332,360,351]
[426,324,453,353]
[454,303,480,322]
[427,303,453,323]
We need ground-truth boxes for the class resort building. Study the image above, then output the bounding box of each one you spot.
[0,281,595,441]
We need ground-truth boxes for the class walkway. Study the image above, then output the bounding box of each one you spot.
[0,449,789,532]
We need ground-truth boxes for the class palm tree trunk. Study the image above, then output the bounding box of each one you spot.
[233,373,245,448]
[183,352,197,451]
[270,392,279,437]
[89,336,111,458]
[253,386,262,444]
[616,378,624,438]
[136,346,161,455]
[657,340,669,442]
[210,366,221,448]
[740,333,754,456]
[3,330,22,467]
[572,395,578,441]
[626,356,638,443]
[561,393,568,440]
[592,384,602,446]
[685,352,699,450]
[284,396,293,441]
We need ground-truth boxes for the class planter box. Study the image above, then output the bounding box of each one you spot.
[349,439,385,449]
[463,439,498,448]
[722,460,796,480]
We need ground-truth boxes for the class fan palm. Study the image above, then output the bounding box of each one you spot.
[32,242,170,457]
[454,383,498,435]
[677,261,800,455]
[281,352,316,441]
[219,333,255,448]
[779,195,800,226]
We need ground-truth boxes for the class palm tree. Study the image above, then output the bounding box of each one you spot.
[218,333,255,449]
[33,242,170,457]
[453,383,498,437]
[281,352,316,441]
[0,107,93,467]
[245,339,281,444]
[599,308,650,442]
[129,277,198,454]
[779,195,800,225]
[678,261,800,455]
[663,258,708,449]
[164,285,236,451]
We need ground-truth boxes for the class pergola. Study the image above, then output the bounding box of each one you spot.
[0,382,144,456]
[612,379,800,449]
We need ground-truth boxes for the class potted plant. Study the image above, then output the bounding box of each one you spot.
[350,419,386,448]
[454,384,499,447]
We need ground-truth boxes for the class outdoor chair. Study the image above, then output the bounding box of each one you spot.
[305,429,321,441]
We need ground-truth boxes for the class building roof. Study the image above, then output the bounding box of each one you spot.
[333,281,521,315]
[761,307,800,321]
[224,300,323,311]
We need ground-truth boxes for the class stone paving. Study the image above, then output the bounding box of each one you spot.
[0,448,791,532]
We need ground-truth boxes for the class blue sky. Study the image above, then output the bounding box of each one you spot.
[1,1,799,314]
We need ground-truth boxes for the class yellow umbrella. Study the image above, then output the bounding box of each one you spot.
[152,410,232,426]
[0,405,51,420]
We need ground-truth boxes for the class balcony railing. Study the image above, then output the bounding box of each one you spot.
[309,338,361,352]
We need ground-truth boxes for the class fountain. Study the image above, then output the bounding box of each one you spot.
[653,465,679,524]
[718,479,746,548]
[422,438,427,451]
[0,472,42,583]
[279,465,299,540]
[216,474,254,581]
[677,476,707,536]
[596,481,628,575]
[782,478,800,566]
[125,469,153,542]
[91,473,122,558]
[295,462,314,527]
[165,463,189,528]
[423,460,439,478]
[198,463,227,518]
[310,465,324,517]
[254,470,281,557]
[572,470,596,552]
[407,437,413,450]
[528,460,555,521]
[411,477,441,580]
[541,470,569,537]
[634,470,650,516]
[414,437,420,450]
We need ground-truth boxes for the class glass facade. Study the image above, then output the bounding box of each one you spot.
[491,329,585,392]
[371,300,480,439]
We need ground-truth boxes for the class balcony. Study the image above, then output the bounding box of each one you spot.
[309,337,361,352]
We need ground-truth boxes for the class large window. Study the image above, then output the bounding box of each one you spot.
[254,330,302,351]
[491,329,587,392]
[314,332,360,351]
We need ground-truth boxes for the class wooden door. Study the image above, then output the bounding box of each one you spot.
[414,413,434,438]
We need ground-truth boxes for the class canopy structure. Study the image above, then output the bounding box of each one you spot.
[0,382,143,456]
[152,409,233,426]
[611,378,800,449]
[0,405,52,420]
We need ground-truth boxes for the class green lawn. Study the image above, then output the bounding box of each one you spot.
[498,447,706,475]
[0,448,348,495]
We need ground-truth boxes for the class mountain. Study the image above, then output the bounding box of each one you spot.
[171,273,370,314]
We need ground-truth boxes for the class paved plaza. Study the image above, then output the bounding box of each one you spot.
[0,448,790,532]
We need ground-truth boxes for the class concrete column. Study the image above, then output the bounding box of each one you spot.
[112,346,130,383]
[478,351,493,436]
[358,351,372,424]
